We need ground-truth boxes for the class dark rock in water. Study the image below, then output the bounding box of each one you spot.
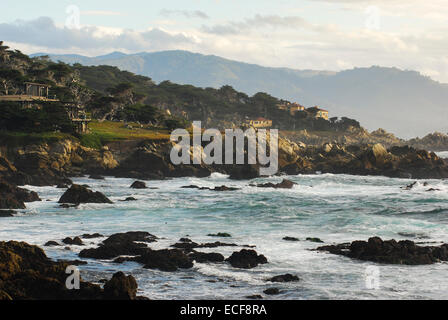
[103,272,138,300]
[0,210,15,217]
[62,237,84,246]
[59,203,79,209]
[199,241,238,248]
[79,231,157,259]
[283,237,300,242]
[103,231,157,245]
[56,183,69,189]
[172,240,237,250]
[427,188,441,192]
[257,179,296,189]
[208,233,232,238]
[44,241,60,247]
[229,164,260,180]
[402,181,417,190]
[89,174,105,180]
[80,241,148,260]
[189,251,225,263]
[263,288,280,295]
[267,274,300,283]
[246,295,263,300]
[181,185,200,189]
[172,241,199,250]
[212,186,240,191]
[80,233,104,239]
[306,237,324,243]
[130,181,147,189]
[134,248,194,272]
[57,259,88,266]
[120,197,138,202]
[0,241,140,299]
[226,249,268,269]
[58,184,113,204]
[398,232,430,240]
[316,237,448,265]
[181,185,239,191]
[0,180,41,209]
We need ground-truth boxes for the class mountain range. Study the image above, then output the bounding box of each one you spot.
[32,50,448,138]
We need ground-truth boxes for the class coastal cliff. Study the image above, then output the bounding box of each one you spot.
[0,135,447,196]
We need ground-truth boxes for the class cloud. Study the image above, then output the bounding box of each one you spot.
[201,14,317,35]
[2,11,448,83]
[81,11,123,16]
[160,9,209,19]
[0,17,196,52]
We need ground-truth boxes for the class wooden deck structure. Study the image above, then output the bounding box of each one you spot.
[0,82,91,134]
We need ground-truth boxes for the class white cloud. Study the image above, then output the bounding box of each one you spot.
[0,17,197,52]
[2,11,448,83]
[81,11,123,16]
[160,9,209,19]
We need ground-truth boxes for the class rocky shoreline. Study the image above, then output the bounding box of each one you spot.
[0,137,447,186]
[1,136,447,212]
[1,230,447,300]
[0,240,145,300]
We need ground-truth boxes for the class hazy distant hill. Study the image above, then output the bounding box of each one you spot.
[33,50,448,138]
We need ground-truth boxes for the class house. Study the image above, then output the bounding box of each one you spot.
[307,107,329,120]
[288,103,305,116]
[244,117,273,128]
[277,101,305,115]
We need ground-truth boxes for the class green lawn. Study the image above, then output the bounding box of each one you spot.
[0,121,172,149]
[83,121,172,147]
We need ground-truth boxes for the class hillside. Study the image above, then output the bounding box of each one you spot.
[2,44,362,141]
[37,50,448,138]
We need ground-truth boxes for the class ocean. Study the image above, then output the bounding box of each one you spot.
[1,173,448,300]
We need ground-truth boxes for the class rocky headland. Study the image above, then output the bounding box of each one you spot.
[1,135,448,212]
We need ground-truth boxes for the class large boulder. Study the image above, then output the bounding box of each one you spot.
[79,231,156,259]
[267,274,300,283]
[317,237,448,265]
[229,164,260,180]
[0,180,41,209]
[58,185,113,204]
[103,272,138,300]
[133,249,194,272]
[257,179,296,189]
[226,249,268,269]
[0,241,141,300]
[130,181,147,189]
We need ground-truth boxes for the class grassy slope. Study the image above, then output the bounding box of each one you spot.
[0,121,171,149]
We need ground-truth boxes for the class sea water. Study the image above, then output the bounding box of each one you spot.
[1,173,448,300]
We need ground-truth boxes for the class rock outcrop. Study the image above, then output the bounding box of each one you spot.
[79,231,156,259]
[2,132,448,184]
[0,179,40,209]
[0,241,141,300]
[58,184,113,204]
[267,274,300,283]
[130,181,147,189]
[256,179,296,189]
[317,237,448,265]
[225,249,268,269]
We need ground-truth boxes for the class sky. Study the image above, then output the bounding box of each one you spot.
[1,0,448,82]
